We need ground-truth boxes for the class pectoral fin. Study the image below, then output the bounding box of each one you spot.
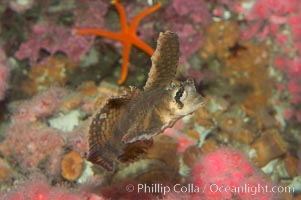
[122,126,163,144]
[87,86,141,171]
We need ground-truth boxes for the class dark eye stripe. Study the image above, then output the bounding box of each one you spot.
[175,87,184,101]
[174,87,184,109]
[176,90,183,98]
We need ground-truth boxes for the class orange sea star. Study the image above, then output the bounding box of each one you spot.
[74,0,161,84]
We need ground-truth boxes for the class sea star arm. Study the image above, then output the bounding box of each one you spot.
[111,0,128,32]
[119,43,132,84]
[119,36,154,84]
[130,2,162,32]
[74,29,124,42]
[131,36,154,56]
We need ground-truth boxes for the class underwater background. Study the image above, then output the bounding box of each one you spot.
[0,0,300,199]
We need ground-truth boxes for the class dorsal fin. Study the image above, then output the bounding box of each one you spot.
[144,31,179,91]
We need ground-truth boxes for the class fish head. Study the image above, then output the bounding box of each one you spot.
[168,78,204,117]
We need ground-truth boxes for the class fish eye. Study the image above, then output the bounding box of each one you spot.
[176,90,183,98]
[174,87,184,101]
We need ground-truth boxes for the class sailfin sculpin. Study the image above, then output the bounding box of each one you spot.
[87,31,204,172]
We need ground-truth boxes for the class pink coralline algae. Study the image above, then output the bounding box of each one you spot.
[248,0,299,19]
[164,0,211,64]
[15,0,110,65]
[67,121,89,155]
[4,123,64,170]
[2,88,68,172]
[191,148,278,200]
[0,86,92,177]
[11,87,68,124]
[211,0,243,18]
[15,25,92,65]
[241,0,301,51]
[242,0,300,40]
[171,0,210,25]
[278,14,301,122]
[239,0,301,123]
[0,46,9,100]
[74,0,108,30]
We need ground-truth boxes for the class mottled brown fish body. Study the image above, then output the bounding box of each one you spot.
[87,86,142,171]
[87,31,204,172]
